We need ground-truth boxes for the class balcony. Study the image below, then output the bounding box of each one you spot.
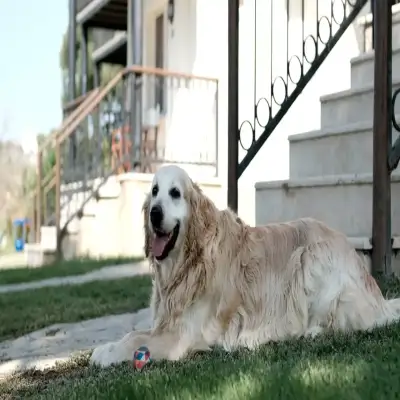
[59,66,219,188]
[92,31,127,66]
[76,0,128,31]
[36,66,218,232]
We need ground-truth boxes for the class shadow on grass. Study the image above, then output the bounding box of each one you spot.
[3,275,400,399]
[3,322,400,400]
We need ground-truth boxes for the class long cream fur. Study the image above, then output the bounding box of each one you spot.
[90,165,400,367]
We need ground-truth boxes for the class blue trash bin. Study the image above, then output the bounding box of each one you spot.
[15,238,24,252]
[13,218,28,252]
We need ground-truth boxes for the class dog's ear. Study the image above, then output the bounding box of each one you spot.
[186,181,215,244]
[142,193,151,258]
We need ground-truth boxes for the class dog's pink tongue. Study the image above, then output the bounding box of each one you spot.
[152,236,169,257]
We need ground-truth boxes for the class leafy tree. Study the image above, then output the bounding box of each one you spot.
[36,132,56,179]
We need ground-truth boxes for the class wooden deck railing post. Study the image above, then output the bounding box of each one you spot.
[55,141,62,259]
[36,150,43,243]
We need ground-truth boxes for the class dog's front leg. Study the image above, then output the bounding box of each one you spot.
[90,328,196,367]
[90,329,152,367]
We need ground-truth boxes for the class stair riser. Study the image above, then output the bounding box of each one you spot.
[321,82,400,128]
[289,128,400,178]
[255,179,400,237]
[351,48,400,90]
[59,177,120,230]
[358,252,400,276]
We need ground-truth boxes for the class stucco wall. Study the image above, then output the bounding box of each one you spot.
[143,0,370,224]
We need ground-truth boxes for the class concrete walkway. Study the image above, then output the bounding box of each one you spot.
[0,259,154,378]
[0,260,151,294]
[0,252,26,269]
[0,308,153,378]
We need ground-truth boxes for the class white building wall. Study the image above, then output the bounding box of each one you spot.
[142,0,369,225]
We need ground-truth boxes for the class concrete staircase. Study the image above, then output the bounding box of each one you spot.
[255,29,400,273]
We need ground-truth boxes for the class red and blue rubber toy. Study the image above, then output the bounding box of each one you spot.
[133,346,151,370]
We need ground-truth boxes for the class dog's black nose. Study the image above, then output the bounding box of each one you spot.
[150,205,163,229]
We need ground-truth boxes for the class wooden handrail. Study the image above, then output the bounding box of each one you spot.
[41,166,56,189]
[57,71,124,145]
[35,66,219,241]
[56,67,218,146]
[123,65,219,83]
[39,88,100,152]
[63,89,98,113]
[44,175,56,195]
[39,67,218,156]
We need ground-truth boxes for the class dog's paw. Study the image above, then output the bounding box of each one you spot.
[191,340,212,353]
[304,326,324,338]
[90,341,131,367]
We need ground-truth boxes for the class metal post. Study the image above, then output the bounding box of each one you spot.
[68,0,77,170]
[127,0,143,170]
[372,0,392,276]
[94,62,102,177]
[55,141,62,259]
[81,24,89,183]
[227,0,239,212]
[68,0,77,100]
[81,24,89,95]
[94,62,100,88]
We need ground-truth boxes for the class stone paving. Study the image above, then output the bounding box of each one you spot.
[0,260,153,378]
[0,309,152,378]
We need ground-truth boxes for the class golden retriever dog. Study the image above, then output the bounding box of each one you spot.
[90,165,400,367]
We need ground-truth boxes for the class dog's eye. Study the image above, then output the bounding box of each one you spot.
[152,185,159,197]
[169,187,181,199]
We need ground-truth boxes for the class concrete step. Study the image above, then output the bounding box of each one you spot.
[59,175,120,231]
[289,120,400,178]
[320,80,400,129]
[350,47,400,90]
[255,172,400,237]
[350,237,400,276]
[347,237,400,276]
[347,236,400,251]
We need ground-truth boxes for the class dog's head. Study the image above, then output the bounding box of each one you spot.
[142,165,194,262]
[142,165,216,263]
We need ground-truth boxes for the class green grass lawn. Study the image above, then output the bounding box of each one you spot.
[1,275,400,399]
[0,257,142,285]
[0,275,152,342]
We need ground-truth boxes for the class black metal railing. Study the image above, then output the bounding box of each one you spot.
[391,92,400,172]
[239,0,368,177]
[227,0,368,210]
[389,0,400,175]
